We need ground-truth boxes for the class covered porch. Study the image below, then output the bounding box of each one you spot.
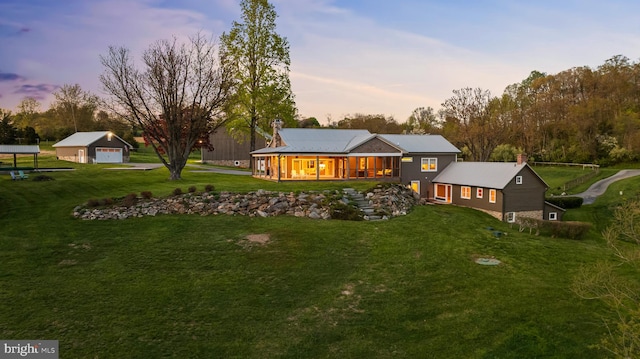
[252,153,401,181]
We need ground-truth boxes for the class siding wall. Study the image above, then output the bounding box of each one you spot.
[202,129,267,167]
[400,153,457,198]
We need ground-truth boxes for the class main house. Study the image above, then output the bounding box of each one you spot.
[251,121,562,223]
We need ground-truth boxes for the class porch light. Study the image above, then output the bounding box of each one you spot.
[107,132,113,141]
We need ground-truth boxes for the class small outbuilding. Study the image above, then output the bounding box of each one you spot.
[53,131,133,164]
[0,145,40,169]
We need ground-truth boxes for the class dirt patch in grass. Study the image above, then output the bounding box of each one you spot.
[246,233,270,245]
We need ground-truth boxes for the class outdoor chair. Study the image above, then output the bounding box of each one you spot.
[9,171,21,181]
[18,170,29,179]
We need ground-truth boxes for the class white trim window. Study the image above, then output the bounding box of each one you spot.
[461,186,471,199]
[515,176,523,185]
[421,158,437,172]
[476,188,483,199]
[549,212,558,221]
[506,212,516,223]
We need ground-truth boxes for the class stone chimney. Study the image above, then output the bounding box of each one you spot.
[271,119,283,147]
[517,153,527,165]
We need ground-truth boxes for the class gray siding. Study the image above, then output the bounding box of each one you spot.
[401,153,457,198]
[503,167,547,212]
[203,129,267,166]
[449,184,504,213]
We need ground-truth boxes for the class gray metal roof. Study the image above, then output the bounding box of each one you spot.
[251,129,460,155]
[379,134,460,153]
[0,145,40,154]
[254,128,373,154]
[53,131,132,148]
[433,162,547,189]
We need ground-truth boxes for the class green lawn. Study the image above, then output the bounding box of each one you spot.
[0,157,632,358]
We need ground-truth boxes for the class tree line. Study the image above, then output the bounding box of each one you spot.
[2,0,639,179]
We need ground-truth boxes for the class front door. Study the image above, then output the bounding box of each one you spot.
[78,149,85,163]
[435,183,452,203]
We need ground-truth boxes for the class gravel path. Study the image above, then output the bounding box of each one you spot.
[573,169,640,204]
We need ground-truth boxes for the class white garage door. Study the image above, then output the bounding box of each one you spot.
[96,147,123,163]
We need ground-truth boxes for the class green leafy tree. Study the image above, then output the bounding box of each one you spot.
[52,84,98,133]
[0,110,17,144]
[100,33,233,180]
[337,114,403,133]
[406,107,440,134]
[221,0,297,164]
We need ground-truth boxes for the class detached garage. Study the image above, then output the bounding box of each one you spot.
[53,131,133,164]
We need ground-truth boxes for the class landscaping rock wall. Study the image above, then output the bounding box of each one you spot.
[73,184,419,221]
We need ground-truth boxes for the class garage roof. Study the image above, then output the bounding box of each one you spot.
[53,131,132,148]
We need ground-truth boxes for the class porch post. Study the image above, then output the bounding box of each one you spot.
[316,156,320,180]
[277,154,281,182]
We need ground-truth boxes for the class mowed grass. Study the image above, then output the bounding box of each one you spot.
[0,157,624,358]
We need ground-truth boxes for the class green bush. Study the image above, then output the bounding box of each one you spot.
[205,184,214,192]
[172,188,183,196]
[329,202,363,221]
[140,191,153,199]
[87,198,100,207]
[188,186,197,193]
[546,196,583,209]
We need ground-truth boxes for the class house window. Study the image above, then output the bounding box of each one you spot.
[506,212,516,223]
[401,157,413,162]
[489,189,496,203]
[421,158,437,172]
[515,176,523,184]
[461,186,471,199]
[476,188,483,199]
[549,212,558,221]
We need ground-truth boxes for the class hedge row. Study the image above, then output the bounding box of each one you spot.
[546,196,584,209]
[516,217,592,240]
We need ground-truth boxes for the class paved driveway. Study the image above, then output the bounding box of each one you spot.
[573,169,640,204]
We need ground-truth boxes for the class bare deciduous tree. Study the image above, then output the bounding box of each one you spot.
[100,33,233,180]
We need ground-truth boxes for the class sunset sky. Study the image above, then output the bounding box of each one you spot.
[1,0,639,123]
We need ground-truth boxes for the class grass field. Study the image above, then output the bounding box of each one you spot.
[0,154,633,358]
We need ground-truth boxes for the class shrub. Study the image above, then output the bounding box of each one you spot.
[546,196,583,209]
[32,175,54,181]
[140,191,153,199]
[515,217,591,240]
[188,186,197,193]
[172,188,183,196]
[99,198,114,206]
[329,202,363,221]
[542,221,592,240]
[122,193,138,207]
[87,198,100,207]
[205,184,214,192]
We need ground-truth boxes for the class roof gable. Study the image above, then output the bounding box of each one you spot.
[53,131,132,148]
[433,162,547,189]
